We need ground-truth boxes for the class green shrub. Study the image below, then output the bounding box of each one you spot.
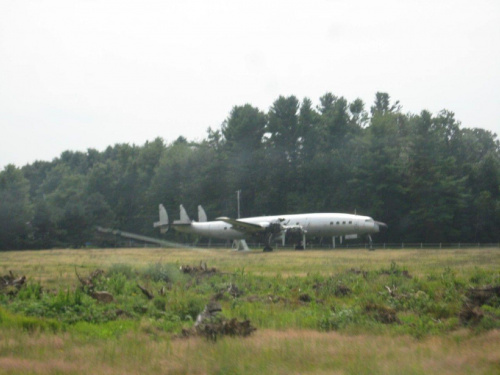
[108,263,135,279]
[166,290,205,321]
[16,282,43,300]
[319,307,359,331]
[153,297,166,312]
[441,267,466,301]
[142,263,185,284]
[469,267,490,285]
[476,305,500,331]
[107,272,129,295]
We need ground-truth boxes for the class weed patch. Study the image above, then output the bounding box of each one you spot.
[364,302,400,324]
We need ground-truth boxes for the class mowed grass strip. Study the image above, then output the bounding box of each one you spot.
[1,248,499,286]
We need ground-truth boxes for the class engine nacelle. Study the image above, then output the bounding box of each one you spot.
[283,225,306,243]
[267,222,283,234]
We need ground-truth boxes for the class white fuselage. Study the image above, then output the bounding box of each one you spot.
[173,213,381,240]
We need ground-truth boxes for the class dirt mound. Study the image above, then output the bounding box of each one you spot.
[299,293,312,303]
[212,283,244,300]
[459,285,500,326]
[181,301,256,341]
[180,262,218,276]
[334,284,352,297]
[459,304,484,325]
[466,286,500,307]
[196,318,256,341]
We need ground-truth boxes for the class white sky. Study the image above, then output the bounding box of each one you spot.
[1,0,499,169]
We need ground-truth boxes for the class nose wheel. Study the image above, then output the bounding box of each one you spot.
[368,235,375,251]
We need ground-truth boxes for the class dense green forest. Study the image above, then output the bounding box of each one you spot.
[1,92,499,249]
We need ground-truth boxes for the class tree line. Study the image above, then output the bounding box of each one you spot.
[1,92,499,249]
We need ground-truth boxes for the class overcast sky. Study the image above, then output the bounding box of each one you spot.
[1,0,499,169]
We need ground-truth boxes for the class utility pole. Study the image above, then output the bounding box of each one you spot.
[236,190,241,218]
[233,189,249,251]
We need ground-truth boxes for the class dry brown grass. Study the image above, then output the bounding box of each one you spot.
[0,328,499,375]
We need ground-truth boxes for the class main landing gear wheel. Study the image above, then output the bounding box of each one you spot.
[263,233,274,252]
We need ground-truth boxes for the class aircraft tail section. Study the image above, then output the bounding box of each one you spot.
[198,205,208,222]
[153,204,169,233]
[174,204,192,225]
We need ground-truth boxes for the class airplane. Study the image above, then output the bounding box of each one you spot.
[154,204,387,251]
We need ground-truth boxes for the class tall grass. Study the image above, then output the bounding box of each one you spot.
[0,328,499,374]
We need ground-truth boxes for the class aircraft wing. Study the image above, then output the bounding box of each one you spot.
[216,217,266,234]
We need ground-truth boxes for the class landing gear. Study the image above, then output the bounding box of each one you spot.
[232,240,250,251]
[294,233,306,250]
[263,233,274,252]
[295,240,304,250]
[368,235,375,251]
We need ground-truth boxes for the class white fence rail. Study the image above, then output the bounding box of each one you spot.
[115,240,500,250]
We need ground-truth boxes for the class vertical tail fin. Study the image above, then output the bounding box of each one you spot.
[198,205,208,222]
[178,204,191,223]
[154,204,169,233]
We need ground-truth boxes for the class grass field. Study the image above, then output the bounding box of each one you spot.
[2,247,499,284]
[1,247,499,374]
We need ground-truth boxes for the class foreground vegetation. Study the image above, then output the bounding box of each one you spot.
[1,248,499,374]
